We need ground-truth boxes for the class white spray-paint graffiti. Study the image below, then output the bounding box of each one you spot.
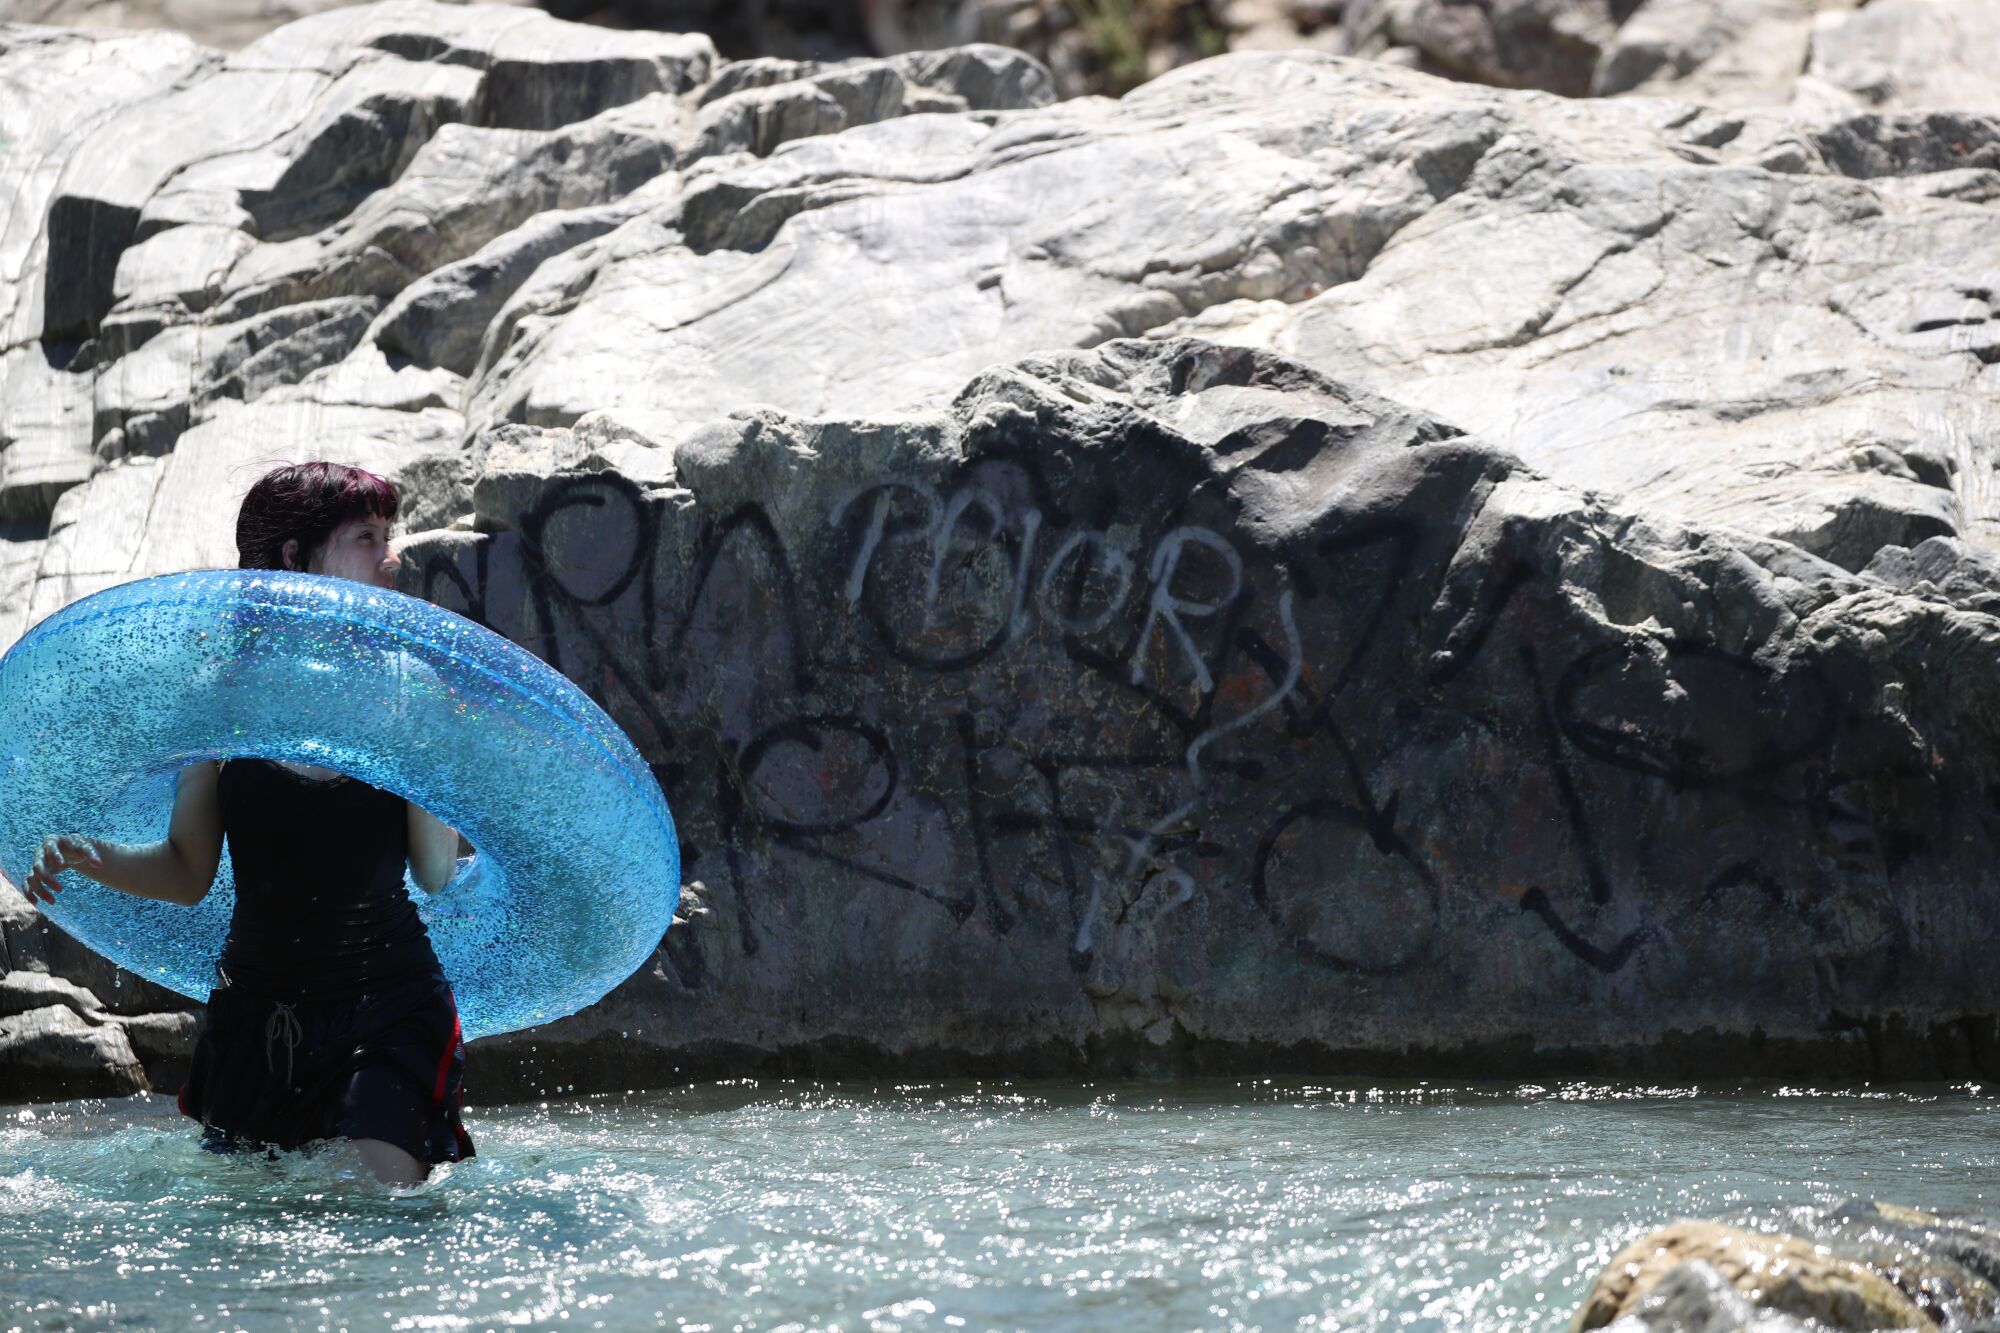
[830,475,1280,699]
[829,473,1305,951]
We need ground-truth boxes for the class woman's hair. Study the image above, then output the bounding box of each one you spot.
[236,461,399,571]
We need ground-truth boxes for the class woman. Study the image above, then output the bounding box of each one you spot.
[19,461,475,1185]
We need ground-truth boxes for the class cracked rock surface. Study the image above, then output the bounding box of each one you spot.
[1,1,1998,1098]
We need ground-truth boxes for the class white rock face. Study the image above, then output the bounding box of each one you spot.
[1595,0,1854,105]
[1804,0,2000,117]
[1160,71,2000,568]
[474,49,2000,574]
[0,0,529,51]
[0,4,1055,638]
[0,25,213,519]
[2,4,1996,626]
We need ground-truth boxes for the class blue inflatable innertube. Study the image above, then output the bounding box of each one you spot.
[0,570,680,1040]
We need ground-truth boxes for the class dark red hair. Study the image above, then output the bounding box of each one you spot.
[236,462,399,571]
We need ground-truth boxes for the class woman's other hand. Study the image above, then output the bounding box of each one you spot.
[24,834,105,905]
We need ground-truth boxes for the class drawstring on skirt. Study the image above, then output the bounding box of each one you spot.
[264,1001,303,1089]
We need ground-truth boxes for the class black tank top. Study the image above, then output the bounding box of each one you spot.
[214,759,438,1000]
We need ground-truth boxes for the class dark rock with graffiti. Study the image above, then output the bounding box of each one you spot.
[397,337,2000,1093]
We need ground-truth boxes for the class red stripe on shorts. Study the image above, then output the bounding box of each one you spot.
[433,1007,462,1106]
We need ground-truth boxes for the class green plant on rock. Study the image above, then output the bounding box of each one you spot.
[1069,0,1153,94]
[1067,0,1227,96]
[1186,3,1228,61]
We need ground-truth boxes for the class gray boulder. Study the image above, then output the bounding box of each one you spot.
[1592,0,1846,105]
[0,885,201,1100]
[12,17,1997,586]
[2,884,202,1017]
[0,1001,148,1102]
[1599,1259,1819,1332]
[0,24,212,520]
[1156,61,1999,573]
[0,969,111,1021]
[446,47,1998,575]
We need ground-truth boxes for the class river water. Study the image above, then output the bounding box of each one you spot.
[2,1081,1993,1331]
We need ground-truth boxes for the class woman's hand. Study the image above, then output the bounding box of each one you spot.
[18,764,222,909]
[23,834,105,906]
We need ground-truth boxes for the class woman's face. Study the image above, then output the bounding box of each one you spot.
[286,515,401,589]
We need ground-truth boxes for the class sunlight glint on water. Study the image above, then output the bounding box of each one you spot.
[2,1081,1993,1331]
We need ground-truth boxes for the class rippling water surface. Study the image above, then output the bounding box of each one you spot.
[2,1081,1993,1331]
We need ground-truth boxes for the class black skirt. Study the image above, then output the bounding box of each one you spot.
[177,966,475,1166]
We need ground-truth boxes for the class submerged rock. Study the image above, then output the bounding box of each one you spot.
[1596,1259,1830,1332]
[1577,1220,1927,1330]
[1577,1207,2000,1332]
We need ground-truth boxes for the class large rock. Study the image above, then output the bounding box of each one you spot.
[0,1002,148,1101]
[0,884,201,1099]
[0,1,711,529]
[422,335,2000,1091]
[0,994,190,1101]
[461,51,1489,437]
[15,17,1997,585]
[0,25,212,522]
[1593,0,1843,104]
[3,4,2000,1098]
[0,4,1051,584]
[0,968,111,1020]
[1594,0,2000,113]
[52,1,713,347]
[1596,1259,1833,1331]
[2,884,203,1017]
[13,0,2000,115]
[1577,1220,1926,1329]
[0,24,212,349]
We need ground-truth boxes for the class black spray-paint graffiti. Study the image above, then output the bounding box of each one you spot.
[414,455,1872,988]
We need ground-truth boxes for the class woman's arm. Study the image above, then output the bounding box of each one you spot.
[21,761,223,908]
[407,803,461,895]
